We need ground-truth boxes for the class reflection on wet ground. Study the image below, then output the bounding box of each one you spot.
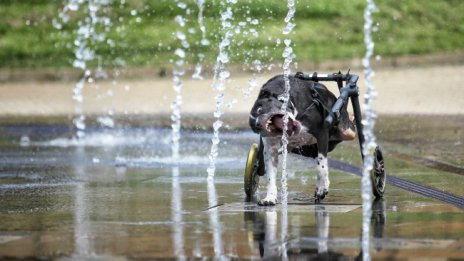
[0,115,463,259]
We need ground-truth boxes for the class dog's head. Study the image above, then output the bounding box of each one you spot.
[249,76,302,137]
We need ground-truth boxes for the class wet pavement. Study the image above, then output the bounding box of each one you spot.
[0,115,463,260]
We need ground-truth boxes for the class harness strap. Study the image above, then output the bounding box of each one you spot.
[297,76,338,129]
[316,98,337,125]
[300,102,317,116]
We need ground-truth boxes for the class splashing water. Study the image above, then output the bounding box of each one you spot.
[280,0,296,206]
[361,0,378,260]
[192,0,210,80]
[171,1,190,160]
[207,179,223,258]
[206,1,236,179]
[279,3,296,260]
[95,55,115,129]
[171,167,185,258]
[55,0,112,139]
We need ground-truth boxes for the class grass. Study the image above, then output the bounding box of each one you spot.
[0,0,463,70]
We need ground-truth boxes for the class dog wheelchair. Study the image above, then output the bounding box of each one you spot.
[244,71,386,200]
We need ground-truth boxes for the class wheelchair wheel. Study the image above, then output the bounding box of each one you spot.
[371,146,386,198]
[244,143,262,197]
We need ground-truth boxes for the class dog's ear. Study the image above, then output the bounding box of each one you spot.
[258,89,271,99]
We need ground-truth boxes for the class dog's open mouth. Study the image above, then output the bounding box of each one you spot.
[262,113,301,136]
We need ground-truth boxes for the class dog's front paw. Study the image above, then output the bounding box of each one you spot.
[258,196,277,206]
[314,188,329,204]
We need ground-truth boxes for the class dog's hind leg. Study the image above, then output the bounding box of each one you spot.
[339,114,356,140]
[258,137,280,206]
[315,132,330,203]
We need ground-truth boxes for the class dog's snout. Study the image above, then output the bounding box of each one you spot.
[249,114,261,133]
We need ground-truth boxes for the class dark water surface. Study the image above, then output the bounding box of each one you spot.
[0,115,462,260]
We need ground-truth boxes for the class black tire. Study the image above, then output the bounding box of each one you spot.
[244,143,262,197]
[371,146,386,198]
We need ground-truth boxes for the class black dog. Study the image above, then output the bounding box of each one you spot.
[249,75,355,205]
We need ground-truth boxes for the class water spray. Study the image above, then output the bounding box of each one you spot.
[280,1,296,260]
[280,0,296,206]
[54,0,112,140]
[206,0,237,180]
[192,0,210,80]
[361,0,378,260]
[171,1,191,160]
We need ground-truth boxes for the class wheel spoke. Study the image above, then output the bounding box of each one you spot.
[371,147,386,197]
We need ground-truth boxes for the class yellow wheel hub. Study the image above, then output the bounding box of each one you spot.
[244,143,259,197]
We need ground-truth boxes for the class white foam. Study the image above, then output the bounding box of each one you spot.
[115,155,243,169]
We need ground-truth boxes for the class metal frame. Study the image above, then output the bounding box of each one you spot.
[295,71,365,160]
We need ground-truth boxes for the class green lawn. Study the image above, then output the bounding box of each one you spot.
[0,0,463,70]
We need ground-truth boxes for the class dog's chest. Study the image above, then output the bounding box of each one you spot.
[286,131,317,148]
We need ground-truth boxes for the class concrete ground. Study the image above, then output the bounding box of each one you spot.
[0,121,462,260]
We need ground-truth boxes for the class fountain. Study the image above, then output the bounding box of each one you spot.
[206,0,237,179]
[207,179,224,258]
[279,0,297,206]
[279,2,297,260]
[54,0,113,140]
[54,3,113,254]
[171,1,190,160]
[361,0,379,260]
[171,167,185,258]
[192,0,210,80]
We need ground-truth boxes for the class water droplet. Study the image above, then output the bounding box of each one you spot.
[284,38,292,46]
[178,2,187,9]
[218,53,229,63]
[283,23,295,35]
[68,2,80,11]
[175,48,186,58]
[213,120,223,130]
[97,116,115,128]
[175,15,186,27]
[282,46,293,58]
[201,39,210,46]
[20,136,30,147]
[219,70,230,79]
[175,31,186,41]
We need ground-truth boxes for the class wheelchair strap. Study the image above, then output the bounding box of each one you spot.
[302,85,337,128]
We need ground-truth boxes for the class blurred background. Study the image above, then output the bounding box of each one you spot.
[0,0,463,120]
[1,0,463,70]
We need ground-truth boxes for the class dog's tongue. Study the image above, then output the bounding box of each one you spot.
[273,114,295,133]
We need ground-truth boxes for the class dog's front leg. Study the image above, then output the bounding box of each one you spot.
[315,132,330,203]
[258,137,280,206]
